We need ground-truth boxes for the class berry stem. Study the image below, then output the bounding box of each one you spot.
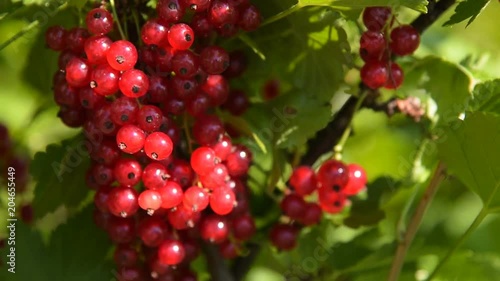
[425,180,500,280]
[0,2,68,51]
[183,112,194,154]
[333,91,368,160]
[387,161,447,281]
[131,10,142,46]
[260,3,301,27]
[109,0,126,40]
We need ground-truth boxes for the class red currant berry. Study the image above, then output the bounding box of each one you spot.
[390,25,420,56]
[222,89,249,116]
[65,27,89,53]
[200,46,230,74]
[183,186,210,211]
[107,217,135,243]
[190,146,217,176]
[298,202,322,226]
[360,31,386,62]
[90,64,120,96]
[343,163,367,196]
[167,23,194,50]
[157,0,186,23]
[200,215,229,244]
[158,239,185,265]
[107,186,139,217]
[158,181,184,209]
[289,166,318,196]
[317,159,349,192]
[223,50,247,78]
[192,115,224,146]
[45,25,66,51]
[86,8,114,34]
[171,49,200,78]
[144,132,174,160]
[280,193,307,220]
[210,187,235,215]
[363,6,392,32]
[65,57,91,88]
[138,190,163,215]
[211,135,232,161]
[231,214,256,241]
[199,163,228,189]
[107,40,138,71]
[116,124,146,154]
[208,0,239,28]
[238,4,261,31]
[202,74,229,106]
[168,205,200,229]
[270,224,299,251]
[138,216,169,247]
[384,62,404,89]
[360,61,388,89]
[137,105,163,132]
[318,188,347,214]
[119,69,150,98]
[94,185,113,212]
[114,244,139,267]
[141,18,168,46]
[142,162,170,190]
[113,158,142,187]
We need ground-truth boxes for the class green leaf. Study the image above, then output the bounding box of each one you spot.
[443,0,490,27]
[298,0,428,12]
[469,79,500,115]
[68,0,88,9]
[0,207,114,281]
[437,112,500,209]
[32,134,91,219]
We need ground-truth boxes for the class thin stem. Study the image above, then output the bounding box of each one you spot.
[333,91,368,160]
[132,10,142,45]
[183,112,193,154]
[0,2,68,51]
[425,208,488,280]
[387,161,446,281]
[109,0,126,39]
[261,3,302,27]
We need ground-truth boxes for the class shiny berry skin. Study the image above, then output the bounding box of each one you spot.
[362,7,392,31]
[138,216,168,247]
[360,31,386,62]
[208,0,239,28]
[86,8,113,34]
[211,135,232,161]
[299,203,323,226]
[107,40,138,71]
[142,162,169,190]
[231,214,256,241]
[90,64,120,96]
[171,49,199,78]
[360,61,388,89]
[53,82,79,108]
[270,224,298,251]
[107,186,139,218]
[384,62,404,89]
[280,193,307,220]
[45,25,66,51]
[65,27,89,53]
[167,23,194,50]
[169,159,195,188]
[191,13,214,38]
[116,124,146,154]
[144,132,174,160]
[110,97,139,125]
[94,185,113,212]
[171,76,198,100]
[58,50,77,69]
[223,89,249,116]
[390,25,420,56]
[113,158,142,187]
[317,159,349,192]
[141,18,168,45]
[289,166,318,196]
[203,75,230,106]
[318,189,347,214]
[93,102,118,136]
[238,4,261,31]
[200,215,229,244]
[137,105,163,132]
[186,92,211,117]
[226,148,250,177]
[199,163,228,189]
[200,46,230,74]
[343,163,367,196]
[119,69,150,98]
[210,187,235,215]
[184,0,211,11]
[107,217,135,243]
[147,75,169,103]
[192,115,224,146]
[78,87,105,109]
[190,146,217,176]
[65,57,90,88]
[138,190,163,215]
[183,186,210,211]
[84,35,113,65]
[158,239,185,265]
[158,181,184,209]
[157,0,186,23]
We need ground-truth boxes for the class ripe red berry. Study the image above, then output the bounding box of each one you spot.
[86,8,114,34]
[289,166,318,196]
[90,64,120,96]
[360,31,386,62]
[84,35,113,65]
[362,6,392,31]
[390,25,420,56]
[144,132,174,160]
[343,163,367,196]
[183,186,210,211]
[299,202,322,226]
[113,158,143,187]
[317,159,349,192]
[107,217,136,243]
[141,18,168,46]
[171,49,200,78]
[210,187,235,215]
[208,0,239,28]
[280,193,307,220]
[138,190,163,215]
[158,181,184,209]
[384,62,404,89]
[45,25,66,51]
[116,124,146,154]
[202,74,229,106]
[142,162,170,190]
[270,224,299,251]
[318,188,347,214]
[211,135,232,161]
[158,239,185,265]
[200,215,229,244]
[65,57,91,88]
[360,61,388,89]
[200,46,230,74]
[138,216,169,247]
[107,186,140,218]
[238,4,261,31]
[222,89,249,116]
[168,23,194,50]
[65,27,89,53]
[119,69,150,98]
[231,214,256,241]
[192,115,224,146]
[157,0,186,23]
[107,40,138,71]
[168,204,200,229]
[190,146,217,176]
[114,244,139,268]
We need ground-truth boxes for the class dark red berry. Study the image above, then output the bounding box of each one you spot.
[363,7,392,31]
[390,25,420,56]
[86,8,114,34]
[360,61,388,89]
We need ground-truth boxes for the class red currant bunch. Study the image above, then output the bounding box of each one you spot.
[359,6,420,89]
[46,0,262,278]
[270,160,367,251]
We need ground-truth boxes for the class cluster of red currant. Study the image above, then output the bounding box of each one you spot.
[359,6,420,89]
[45,0,261,279]
[270,160,367,251]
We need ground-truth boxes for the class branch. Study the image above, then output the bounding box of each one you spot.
[202,243,236,281]
[387,162,447,281]
[232,243,261,281]
[300,0,457,166]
